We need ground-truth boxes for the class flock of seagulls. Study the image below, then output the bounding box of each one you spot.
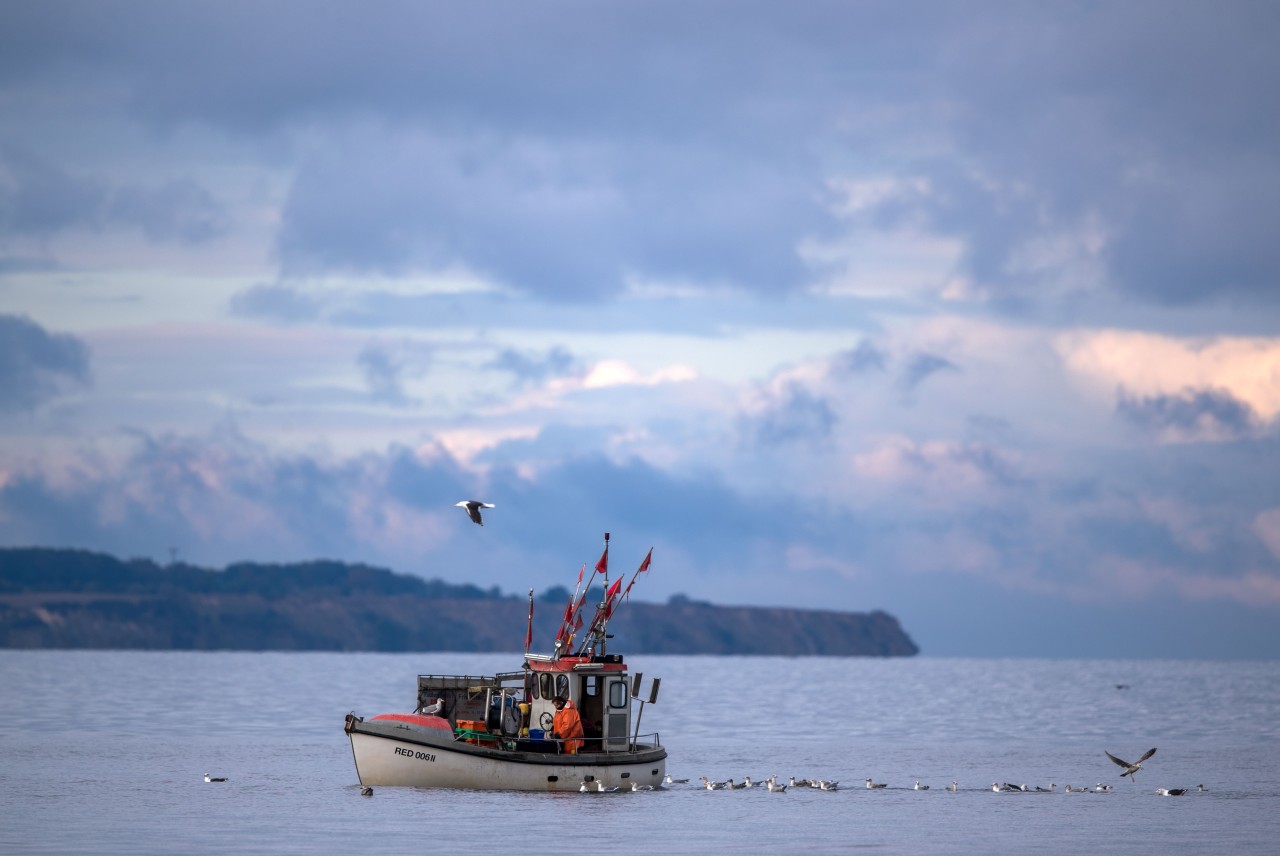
[595,775,1209,797]
[645,747,1201,798]
[691,775,837,792]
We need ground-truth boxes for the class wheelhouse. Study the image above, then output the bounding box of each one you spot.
[416,652,646,753]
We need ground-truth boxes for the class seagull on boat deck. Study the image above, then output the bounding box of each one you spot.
[664,774,689,785]
[204,774,227,783]
[1155,788,1187,796]
[454,500,494,526]
[419,697,444,716]
[866,778,887,789]
[946,781,959,792]
[914,781,930,790]
[1106,747,1157,781]
[1095,783,1113,793]
[360,786,373,796]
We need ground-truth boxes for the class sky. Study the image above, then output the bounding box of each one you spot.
[3,1,1280,658]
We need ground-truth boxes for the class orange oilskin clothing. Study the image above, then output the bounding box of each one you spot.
[552,700,585,754]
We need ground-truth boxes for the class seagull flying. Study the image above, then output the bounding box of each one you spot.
[1106,747,1157,781]
[455,500,494,526]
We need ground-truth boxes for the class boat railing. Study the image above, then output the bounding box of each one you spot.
[457,730,662,754]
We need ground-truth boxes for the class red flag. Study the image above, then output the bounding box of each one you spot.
[576,563,585,585]
[524,593,534,653]
[606,578,622,600]
[622,549,652,603]
[594,547,608,575]
[573,611,584,631]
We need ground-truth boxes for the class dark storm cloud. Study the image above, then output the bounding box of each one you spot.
[0,314,91,412]
[896,3,1280,306]
[0,145,227,243]
[0,144,105,235]
[1116,387,1261,438]
[9,2,1278,305]
[272,132,825,298]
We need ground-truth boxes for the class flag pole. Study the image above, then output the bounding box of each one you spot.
[598,532,610,655]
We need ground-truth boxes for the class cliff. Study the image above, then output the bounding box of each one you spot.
[0,547,918,656]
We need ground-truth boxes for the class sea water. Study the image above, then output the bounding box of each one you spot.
[1,652,1278,854]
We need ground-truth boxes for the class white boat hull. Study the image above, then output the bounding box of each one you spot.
[346,715,667,792]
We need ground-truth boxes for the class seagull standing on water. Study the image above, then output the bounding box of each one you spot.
[454,500,494,526]
[1105,747,1157,781]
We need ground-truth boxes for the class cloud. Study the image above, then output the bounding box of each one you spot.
[486,346,578,387]
[357,344,418,408]
[1057,330,1280,422]
[900,352,959,390]
[830,340,888,375]
[229,284,323,323]
[0,314,91,412]
[1117,387,1260,443]
[0,145,226,244]
[740,381,837,446]
[578,360,696,390]
[107,178,227,243]
[0,144,105,235]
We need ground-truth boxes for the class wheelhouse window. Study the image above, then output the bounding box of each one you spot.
[608,679,628,709]
[555,674,570,698]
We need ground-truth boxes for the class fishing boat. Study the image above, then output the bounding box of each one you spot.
[344,534,667,791]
